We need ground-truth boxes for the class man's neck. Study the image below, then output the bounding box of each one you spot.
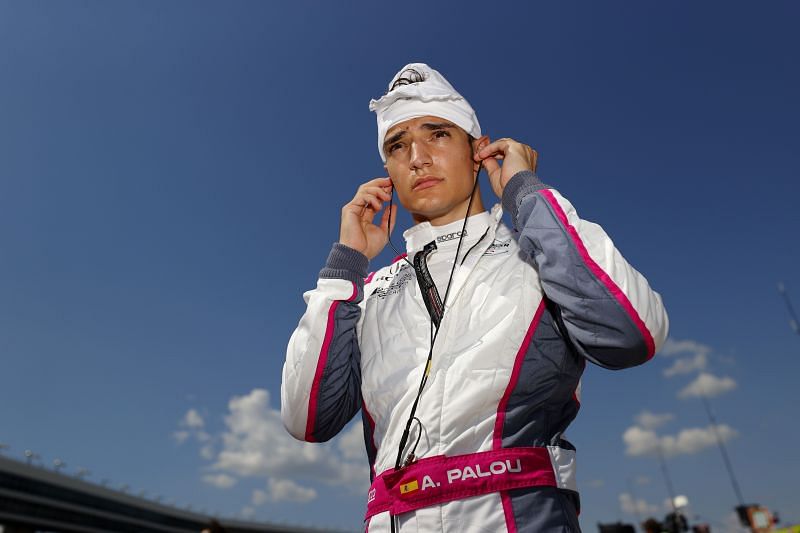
[411,191,485,227]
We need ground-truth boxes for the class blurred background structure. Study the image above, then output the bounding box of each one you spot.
[0,454,345,533]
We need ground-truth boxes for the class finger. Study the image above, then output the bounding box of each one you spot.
[476,140,511,161]
[476,138,525,161]
[354,180,392,206]
[344,192,382,214]
[360,185,392,202]
[529,147,538,172]
[482,156,502,180]
[355,192,384,212]
[380,203,398,234]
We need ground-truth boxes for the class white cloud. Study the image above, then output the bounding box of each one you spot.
[202,473,237,489]
[634,411,674,430]
[623,424,737,458]
[172,430,190,444]
[173,409,212,448]
[660,338,711,377]
[678,372,737,399]
[201,388,368,500]
[251,489,267,505]
[200,444,215,460]
[240,506,256,519]
[660,338,712,358]
[664,353,708,377]
[623,426,662,457]
[619,493,660,516]
[252,478,317,504]
[181,409,205,429]
[664,425,737,456]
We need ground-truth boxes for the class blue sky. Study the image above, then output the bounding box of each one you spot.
[1,1,799,530]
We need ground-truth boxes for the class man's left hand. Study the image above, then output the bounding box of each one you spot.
[475,138,538,199]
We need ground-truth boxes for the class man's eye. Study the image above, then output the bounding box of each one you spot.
[388,143,403,153]
[433,130,450,139]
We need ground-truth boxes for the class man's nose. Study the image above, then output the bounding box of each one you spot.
[409,142,432,170]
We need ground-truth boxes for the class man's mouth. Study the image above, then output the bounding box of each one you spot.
[413,176,443,191]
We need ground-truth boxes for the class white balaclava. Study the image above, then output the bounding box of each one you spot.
[369,63,481,163]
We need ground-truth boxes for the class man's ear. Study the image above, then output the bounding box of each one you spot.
[474,135,491,153]
[472,135,491,172]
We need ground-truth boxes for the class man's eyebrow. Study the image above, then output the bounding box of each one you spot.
[419,122,455,131]
[384,130,407,148]
[384,123,456,148]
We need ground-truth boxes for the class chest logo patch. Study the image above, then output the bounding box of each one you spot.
[483,238,512,256]
[368,267,414,300]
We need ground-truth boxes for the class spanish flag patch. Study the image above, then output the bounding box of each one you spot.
[399,479,419,495]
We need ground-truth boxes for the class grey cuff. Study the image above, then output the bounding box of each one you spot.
[319,243,369,284]
[501,170,550,227]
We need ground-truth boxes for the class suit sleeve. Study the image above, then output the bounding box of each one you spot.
[281,243,367,442]
[502,171,669,369]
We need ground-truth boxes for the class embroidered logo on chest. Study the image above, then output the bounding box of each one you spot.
[483,238,512,256]
[369,267,414,300]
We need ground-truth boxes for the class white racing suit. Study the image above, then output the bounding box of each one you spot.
[282,171,669,532]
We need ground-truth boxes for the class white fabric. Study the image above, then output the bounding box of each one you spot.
[369,63,481,162]
[547,446,578,492]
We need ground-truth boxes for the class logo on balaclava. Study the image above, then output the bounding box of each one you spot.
[390,68,427,90]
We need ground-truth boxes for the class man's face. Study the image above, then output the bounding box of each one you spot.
[383,115,485,226]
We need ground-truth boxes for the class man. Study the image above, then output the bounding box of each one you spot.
[282,63,668,532]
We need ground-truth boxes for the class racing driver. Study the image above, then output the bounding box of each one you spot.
[281,63,669,532]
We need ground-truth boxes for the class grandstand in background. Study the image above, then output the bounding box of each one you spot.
[0,455,346,533]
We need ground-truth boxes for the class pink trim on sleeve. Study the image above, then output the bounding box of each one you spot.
[493,300,546,449]
[305,282,359,442]
[539,189,656,359]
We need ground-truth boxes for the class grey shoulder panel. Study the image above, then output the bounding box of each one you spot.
[514,188,650,369]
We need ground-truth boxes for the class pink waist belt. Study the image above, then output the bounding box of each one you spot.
[365,447,557,520]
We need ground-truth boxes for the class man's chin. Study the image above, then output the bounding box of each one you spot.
[410,208,455,226]
[408,201,446,218]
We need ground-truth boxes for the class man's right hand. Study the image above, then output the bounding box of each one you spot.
[339,177,397,260]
